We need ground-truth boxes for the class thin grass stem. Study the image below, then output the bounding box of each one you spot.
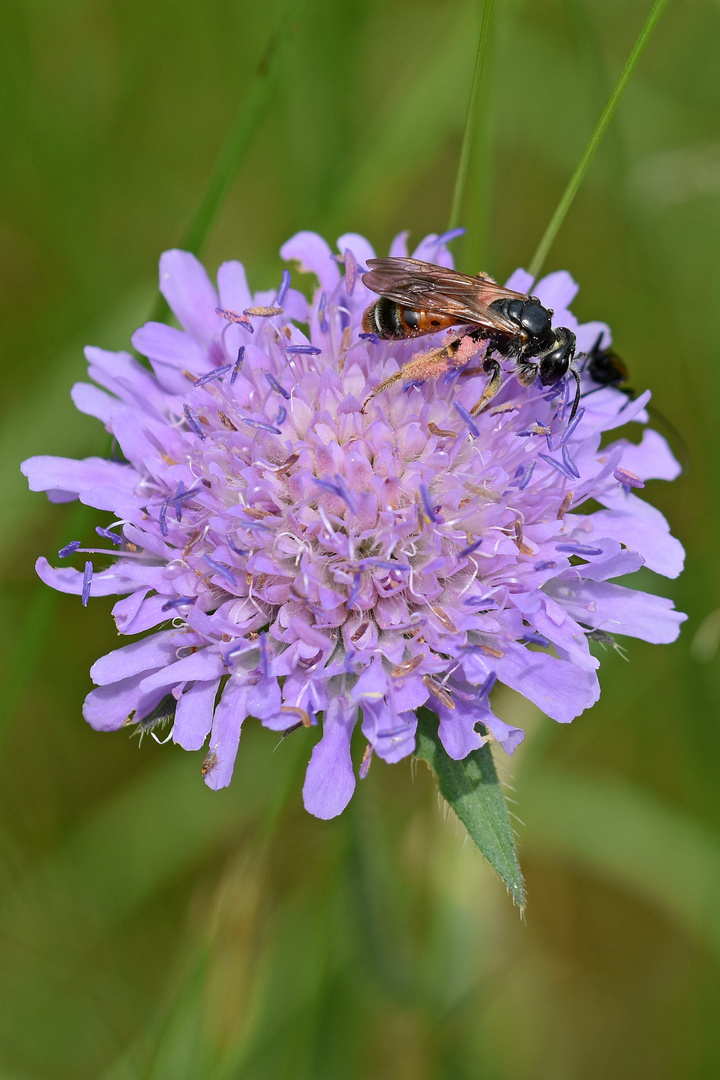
[527,0,672,280]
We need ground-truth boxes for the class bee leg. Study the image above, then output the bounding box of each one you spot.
[360,340,468,414]
[567,367,581,422]
[469,358,503,416]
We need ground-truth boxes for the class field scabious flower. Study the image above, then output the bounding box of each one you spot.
[22,231,685,818]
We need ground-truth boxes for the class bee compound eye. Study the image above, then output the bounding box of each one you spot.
[539,353,569,384]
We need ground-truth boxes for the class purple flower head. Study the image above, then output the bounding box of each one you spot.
[21,231,686,819]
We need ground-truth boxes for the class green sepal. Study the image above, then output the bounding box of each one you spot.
[414,709,525,909]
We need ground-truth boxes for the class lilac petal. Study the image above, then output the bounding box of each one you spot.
[84,346,171,414]
[548,579,687,644]
[139,649,226,693]
[114,592,176,635]
[204,676,250,790]
[619,428,681,482]
[247,678,282,722]
[280,232,341,294]
[505,268,534,293]
[492,642,600,724]
[90,629,181,685]
[336,232,376,270]
[590,505,685,579]
[216,260,252,313]
[159,250,220,342]
[302,697,357,819]
[22,456,136,498]
[174,678,220,750]
[388,231,409,257]
[131,321,207,373]
[71,382,116,424]
[533,270,579,312]
[482,713,525,755]
[83,673,149,731]
[436,700,486,759]
[35,557,137,597]
[575,321,611,355]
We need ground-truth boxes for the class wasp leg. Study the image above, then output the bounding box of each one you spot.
[469,358,503,416]
[360,339,470,414]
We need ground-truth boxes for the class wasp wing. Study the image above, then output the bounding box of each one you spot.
[362,257,530,336]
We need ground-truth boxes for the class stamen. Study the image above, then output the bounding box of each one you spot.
[226,533,250,556]
[428,421,457,439]
[613,466,645,489]
[161,596,197,611]
[559,406,585,445]
[344,249,357,295]
[561,445,580,479]
[522,631,550,647]
[59,540,81,558]
[539,452,576,481]
[318,291,328,332]
[347,572,362,608]
[431,606,458,633]
[557,492,573,519]
[454,402,479,437]
[359,332,379,343]
[422,675,455,710]
[463,595,498,610]
[534,559,557,571]
[217,411,238,430]
[194,363,233,387]
[216,307,253,330]
[357,558,410,572]
[275,269,291,307]
[264,371,291,399]
[203,555,237,588]
[241,417,282,434]
[459,538,482,558]
[556,542,602,556]
[285,344,321,355]
[391,653,425,677]
[275,406,287,426]
[81,561,93,607]
[359,743,373,779]
[183,404,207,440]
[518,460,536,491]
[436,227,466,245]
[159,494,171,537]
[280,704,313,728]
[258,630,269,679]
[478,671,497,699]
[231,346,245,384]
[95,526,122,546]
[244,305,283,317]
[418,483,437,523]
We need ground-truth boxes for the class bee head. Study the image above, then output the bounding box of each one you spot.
[538,327,576,385]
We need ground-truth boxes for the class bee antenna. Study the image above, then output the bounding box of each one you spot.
[568,367,581,422]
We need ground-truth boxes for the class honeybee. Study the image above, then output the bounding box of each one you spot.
[361,257,580,418]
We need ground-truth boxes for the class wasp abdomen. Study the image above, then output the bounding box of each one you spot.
[363,297,455,339]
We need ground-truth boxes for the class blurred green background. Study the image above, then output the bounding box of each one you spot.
[2,0,719,1076]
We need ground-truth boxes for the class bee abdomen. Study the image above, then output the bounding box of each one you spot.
[362,298,451,339]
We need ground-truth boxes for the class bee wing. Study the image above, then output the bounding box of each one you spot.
[363,257,527,335]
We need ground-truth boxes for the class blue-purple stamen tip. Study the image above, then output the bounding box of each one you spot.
[522,631,550,647]
[560,407,585,445]
[81,561,93,607]
[518,460,536,491]
[534,559,557,571]
[275,268,291,307]
[183,404,207,440]
[347,572,362,608]
[561,444,580,479]
[96,526,122,545]
[275,406,287,426]
[59,540,82,558]
[459,538,483,558]
[478,671,497,699]
[161,596,198,611]
[318,290,328,332]
[454,402,479,437]
[419,483,437,523]
[194,363,233,387]
[436,227,466,245]
[556,542,603,557]
[226,532,250,556]
[359,332,379,343]
[231,346,245,385]
[358,558,410,572]
[285,344,322,355]
[264,371,291,399]
[203,555,237,588]
[159,494,171,537]
[242,417,282,434]
[539,452,576,481]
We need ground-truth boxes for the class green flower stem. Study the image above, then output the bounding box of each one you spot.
[527,0,672,280]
